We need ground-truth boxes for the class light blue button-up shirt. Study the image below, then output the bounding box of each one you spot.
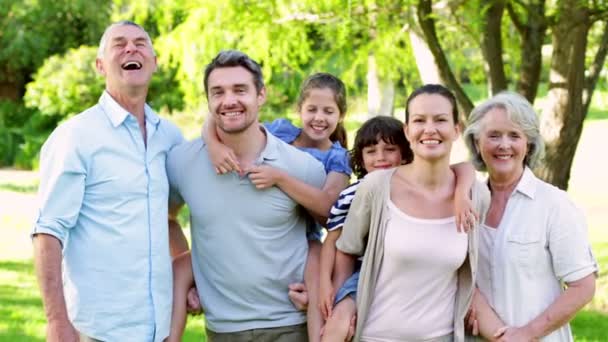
[32,91,183,341]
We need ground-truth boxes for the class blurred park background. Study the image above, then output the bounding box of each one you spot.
[0,0,607,340]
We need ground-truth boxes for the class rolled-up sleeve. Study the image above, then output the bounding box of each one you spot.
[32,126,86,247]
[549,197,598,283]
[335,178,373,256]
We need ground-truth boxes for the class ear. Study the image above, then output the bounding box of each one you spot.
[95,58,106,76]
[453,122,462,139]
[152,56,158,73]
[403,123,410,142]
[257,87,267,106]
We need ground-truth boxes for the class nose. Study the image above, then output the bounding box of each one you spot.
[222,91,238,108]
[376,150,387,161]
[497,136,510,149]
[124,40,138,53]
[423,121,437,134]
[312,110,324,122]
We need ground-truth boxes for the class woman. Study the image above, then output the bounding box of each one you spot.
[336,84,490,341]
[464,92,597,341]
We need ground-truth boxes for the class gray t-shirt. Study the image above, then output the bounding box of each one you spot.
[167,131,326,333]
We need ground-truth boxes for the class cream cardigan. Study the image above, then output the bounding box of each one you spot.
[336,168,490,342]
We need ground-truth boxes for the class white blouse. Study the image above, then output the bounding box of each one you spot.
[477,168,598,342]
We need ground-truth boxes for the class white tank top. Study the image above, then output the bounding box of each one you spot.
[361,199,468,341]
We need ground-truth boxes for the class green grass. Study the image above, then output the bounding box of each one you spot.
[0,182,38,193]
[0,259,208,341]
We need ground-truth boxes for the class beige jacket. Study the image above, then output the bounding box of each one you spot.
[336,168,490,342]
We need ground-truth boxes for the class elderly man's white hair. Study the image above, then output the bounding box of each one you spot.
[97,20,155,58]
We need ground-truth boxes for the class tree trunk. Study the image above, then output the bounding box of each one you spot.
[409,30,442,84]
[583,21,608,115]
[367,54,396,117]
[479,0,508,95]
[536,2,590,190]
[417,0,474,118]
[379,81,395,117]
[507,1,547,102]
[367,54,381,117]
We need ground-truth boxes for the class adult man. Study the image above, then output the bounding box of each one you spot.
[32,21,183,341]
[167,50,325,341]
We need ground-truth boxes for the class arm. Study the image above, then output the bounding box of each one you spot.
[319,229,340,319]
[451,161,478,232]
[499,274,595,341]
[470,288,506,341]
[168,202,188,257]
[249,169,349,225]
[305,240,323,342]
[202,113,240,174]
[332,248,357,290]
[33,234,79,341]
[31,127,85,341]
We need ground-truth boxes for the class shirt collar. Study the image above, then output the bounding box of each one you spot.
[99,91,159,127]
[514,166,538,199]
[199,124,280,162]
[258,126,279,162]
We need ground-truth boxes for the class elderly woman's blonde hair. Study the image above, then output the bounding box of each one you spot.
[463,91,545,171]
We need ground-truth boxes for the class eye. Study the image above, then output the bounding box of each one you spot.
[509,132,521,139]
[363,148,376,154]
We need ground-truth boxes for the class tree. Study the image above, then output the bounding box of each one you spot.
[0,0,111,100]
[416,0,608,190]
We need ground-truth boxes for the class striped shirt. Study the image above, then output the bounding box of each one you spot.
[327,181,361,231]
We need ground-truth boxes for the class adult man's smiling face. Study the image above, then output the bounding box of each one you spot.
[96,24,157,94]
[206,66,266,135]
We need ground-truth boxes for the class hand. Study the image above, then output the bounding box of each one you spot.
[464,306,479,336]
[288,282,309,311]
[454,192,479,233]
[495,326,538,342]
[318,278,335,320]
[186,287,203,315]
[247,165,285,189]
[346,314,357,341]
[47,318,78,342]
[208,139,240,174]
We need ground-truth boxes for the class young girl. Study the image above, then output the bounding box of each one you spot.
[168,73,352,341]
[319,115,478,342]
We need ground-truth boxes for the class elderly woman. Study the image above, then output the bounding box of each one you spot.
[464,92,597,341]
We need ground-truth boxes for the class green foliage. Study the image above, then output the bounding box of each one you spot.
[25,47,104,119]
[0,0,111,83]
[0,100,41,167]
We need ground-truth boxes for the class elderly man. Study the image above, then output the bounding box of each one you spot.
[32,21,183,341]
[167,50,325,342]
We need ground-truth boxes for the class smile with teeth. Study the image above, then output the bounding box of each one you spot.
[495,155,512,160]
[311,124,327,131]
[420,139,440,145]
[121,61,142,70]
[221,111,243,117]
